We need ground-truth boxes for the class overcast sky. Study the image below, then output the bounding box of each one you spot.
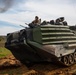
[0,0,76,35]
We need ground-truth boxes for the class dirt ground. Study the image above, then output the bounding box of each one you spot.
[0,40,76,75]
[0,55,76,75]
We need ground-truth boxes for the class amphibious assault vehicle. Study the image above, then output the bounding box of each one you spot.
[5,24,76,66]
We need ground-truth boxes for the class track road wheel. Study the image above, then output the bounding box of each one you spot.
[69,54,74,65]
[62,56,69,66]
[74,52,76,62]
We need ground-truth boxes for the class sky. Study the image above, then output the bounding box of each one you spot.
[0,0,76,35]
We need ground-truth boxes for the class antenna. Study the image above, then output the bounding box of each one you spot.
[20,25,26,28]
[25,23,29,25]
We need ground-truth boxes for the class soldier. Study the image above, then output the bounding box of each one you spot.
[59,17,64,25]
[50,20,55,25]
[32,16,41,25]
[55,17,68,25]
[55,18,61,25]
[59,17,68,25]
[63,21,68,26]
[41,20,48,25]
[29,16,41,28]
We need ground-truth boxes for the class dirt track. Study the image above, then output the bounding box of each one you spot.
[0,55,76,75]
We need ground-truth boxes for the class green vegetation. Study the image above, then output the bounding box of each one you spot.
[0,47,11,58]
[0,36,11,58]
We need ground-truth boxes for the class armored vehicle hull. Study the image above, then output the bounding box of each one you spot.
[5,25,76,66]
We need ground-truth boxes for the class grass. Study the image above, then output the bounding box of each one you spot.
[0,39,11,58]
[0,47,11,58]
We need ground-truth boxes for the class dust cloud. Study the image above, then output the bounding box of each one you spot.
[0,0,14,13]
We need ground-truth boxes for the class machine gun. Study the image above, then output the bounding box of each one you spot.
[20,23,29,28]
